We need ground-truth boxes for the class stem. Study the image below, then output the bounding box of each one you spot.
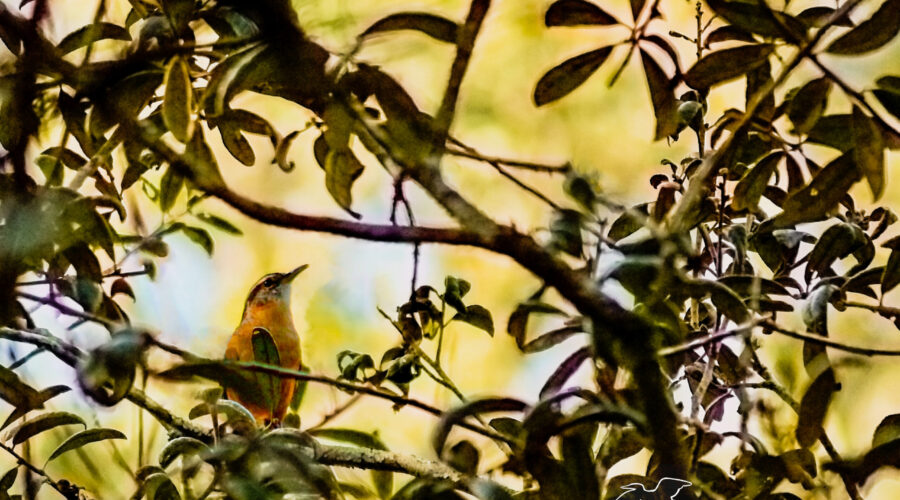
[0,440,82,499]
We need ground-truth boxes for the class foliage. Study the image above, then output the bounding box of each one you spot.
[0,0,898,499]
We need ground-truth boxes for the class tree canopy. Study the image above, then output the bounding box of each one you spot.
[0,0,899,499]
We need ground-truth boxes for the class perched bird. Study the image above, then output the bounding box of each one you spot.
[225,265,308,423]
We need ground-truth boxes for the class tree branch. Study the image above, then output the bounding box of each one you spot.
[761,319,900,357]
[433,0,491,140]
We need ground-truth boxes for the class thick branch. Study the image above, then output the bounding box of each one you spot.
[315,445,464,486]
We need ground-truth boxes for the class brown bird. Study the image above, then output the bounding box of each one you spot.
[225,265,307,423]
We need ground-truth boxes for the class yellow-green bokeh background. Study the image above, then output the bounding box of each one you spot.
[3,0,900,497]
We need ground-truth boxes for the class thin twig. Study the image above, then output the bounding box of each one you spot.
[762,319,900,357]
[0,440,83,499]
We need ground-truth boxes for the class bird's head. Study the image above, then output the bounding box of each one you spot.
[242,265,308,317]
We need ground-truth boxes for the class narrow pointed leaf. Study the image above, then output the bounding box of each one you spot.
[826,0,900,54]
[851,105,885,200]
[57,22,131,54]
[684,44,774,90]
[47,428,126,463]
[534,46,613,106]
[11,412,85,445]
[545,0,618,27]
[251,328,282,417]
[768,152,860,229]
[732,152,782,211]
[163,56,193,143]
[361,13,458,43]
[796,368,837,448]
[787,77,831,134]
[324,149,365,219]
[640,49,679,140]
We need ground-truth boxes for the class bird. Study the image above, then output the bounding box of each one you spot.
[224,265,308,424]
[614,477,692,500]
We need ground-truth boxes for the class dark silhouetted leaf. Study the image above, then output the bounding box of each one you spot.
[523,325,584,353]
[705,25,756,45]
[873,414,900,448]
[684,44,774,90]
[797,7,854,28]
[433,398,528,454]
[454,305,494,336]
[608,204,649,241]
[540,346,590,399]
[852,105,885,199]
[324,149,364,219]
[47,428,127,462]
[180,225,214,255]
[158,165,184,213]
[732,152,782,211]
[534,46,614,106]
[806,223,865,280]
[545,0,618,27]
[796,367,837,448]
[787,77,831,134]
[251,328,282,417]
[361,12,459,43]
[446,440,480,475]
[57,22,131,54]
[640,49,679,140]
[219,123,255,166]
[767,152,860,229]
[826,0,900,54]
[195,213,242,235]
[705,0,806,40]
[508,301,567,349]
[882,244,900,294]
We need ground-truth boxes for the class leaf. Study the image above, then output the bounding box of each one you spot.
[361,12,459,43]
[545,0,618,27]
[183,128,226,191]
[163,56,193,143]
[796,368,837,448]
[447,440,480,475]
[540,346,591,399]
[188,400,256,433]
[806,223,865,280]
[159,437,209,468]
[219,123,255,166]
[797,7,854,28]
[10,412,85,445]
[826,0,900,54]
[766,152,861,229]
[851,105,885,200]
[47,428,126,463]
[251,328,282,417]
[705,25,756,45]
[507,301,567,349]
[732,152,782,211]
[873,414,900,448]
[57,22,131,54]
[0,468,16,492]
[195,213,242,235]
[608,204,649,241]
[522,325,584,353]
[533,46,614,106]
[684,44,774,90]
[203,43,267,118]
[787,77,831,134]
[443,276,469,311]
[453,305,494,336]
[324,149,365,219]
[705,0,806,40]
[640,49,679,140]
[883,247,900,294]
[158,165,184,212]
[309,428,392,499]
[142,472,181,500]
[550,208,584,256]
[717,276,791,297]
[180,225,214,255]
[433,398,528,454]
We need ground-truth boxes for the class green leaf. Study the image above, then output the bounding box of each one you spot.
[807,114,854,151]
[158,165,184,213]
[453,305,494,336]
[533,46,614,106]
[608,204,649,241]
[545,0,618,26]
[251,328,282,417]
[142,472,181,500]
[684,44,775,90]
[10,411,85,445]
[219,123,255,166]
[361,12,458,43]
[180,225,214,255]
[443,276,469,311]
[550,208,584,256]
[640,49,679,140]
[433,398,528,454]
[324,149,365,219]
[188,400,256,433]
[796,367,837,448]
[183,128,225,191]
[873,414,900,448]
[57,22,131,54]
[158,437,209,468]
[686,279,751,324]
[826,0,900,54]
[46,428,126,463]
[767,152,861,229]
[732,152,782,211]
[705,25,756,45]
[195,213,242,235]
[851,105,885,200]
[0,468,16,493]
[203,43,267,118]
[787,77,831,135]
[163,56,193,143]
[161,0,194,33]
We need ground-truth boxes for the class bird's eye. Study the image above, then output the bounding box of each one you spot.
[263,278,274,287]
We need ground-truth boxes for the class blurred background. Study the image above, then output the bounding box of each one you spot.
[2,0,900,497]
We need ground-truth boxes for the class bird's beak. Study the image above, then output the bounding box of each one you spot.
[281,264,309,284]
